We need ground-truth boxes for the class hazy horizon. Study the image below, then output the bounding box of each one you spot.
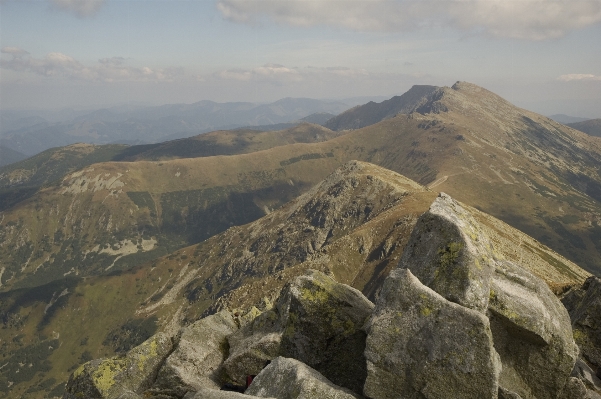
[1,0,601,118]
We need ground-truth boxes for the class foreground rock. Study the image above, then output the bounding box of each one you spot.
[398,192,496,312]
[397,193,578,399]
[63,333,174,399]
[245,356,360,399]
[563,276,601,373]
[364,268,501,399]
[224,270,373,394]
[183,387,269,399]
[571,358,601,392]
[488,260,578,399]
[150,310,239,397]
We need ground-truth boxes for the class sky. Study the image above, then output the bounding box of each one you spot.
[1,0,600,117]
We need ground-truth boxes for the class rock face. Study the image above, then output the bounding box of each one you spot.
[393,193,578,399]
[245,356,360,399]
[364,268,501,399]
[563,277,601,371]
[64,333,174,399]
[224,269,373,394]
[151,310,239,397]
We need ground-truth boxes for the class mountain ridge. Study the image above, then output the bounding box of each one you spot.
[0,161,590,398]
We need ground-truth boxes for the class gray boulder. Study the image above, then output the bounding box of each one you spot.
[499,387,523,399]
[399,192,496,312]
[364,268,501,399]
[572,358,601,392]
[245,356,360,399]
[224,270,373,394]
[488,260,578,399]
[182,387,271,399]
[63,333,174,399]
[563,276,601,371]
[152,310,239,397]
[398,193,578,399]
[560,377,588,399]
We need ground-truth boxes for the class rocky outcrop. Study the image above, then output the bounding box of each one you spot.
[64,333,174,399]
[224,269,373,394]
[364,268,501,399]
[63,191,592,399]
[245,356,360,399]
[150,310,238,397]
[396,193,578,399]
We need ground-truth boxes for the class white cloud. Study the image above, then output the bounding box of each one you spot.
[216,0,601,40]
[0,49,183,82]
[50,0,105,17]
[558,74,601,82]
[215,64,368,83]
[216,64,301,83]
[1,47,30,57]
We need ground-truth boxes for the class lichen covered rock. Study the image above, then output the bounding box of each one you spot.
[223,270,373,394]
[152,310,238,397]
[364,268,501,399]
[399,192,496,312]
[396,193,578,399]
[245,356,360,399]
[64,333,174,399]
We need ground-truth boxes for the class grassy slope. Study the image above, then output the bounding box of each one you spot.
[0,143,128,211]
[112,123,343,161]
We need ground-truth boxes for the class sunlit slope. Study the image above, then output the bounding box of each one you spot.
[113,123,344,161]
[0,143,127,211]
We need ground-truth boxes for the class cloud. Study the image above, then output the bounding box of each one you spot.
[0,49,183,82]
[1,47,30,57]
[216,64,301,83]
[215,63,369,84]
[558,74,601,82]
[50,0,106,17]
[216,0,601,40]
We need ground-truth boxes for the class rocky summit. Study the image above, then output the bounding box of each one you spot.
[62,192,601,399]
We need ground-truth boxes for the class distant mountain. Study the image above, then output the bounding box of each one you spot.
[234,112,338,132]
[0,145,26,167]
[300,112,337,125]
[324,85,438,131]
[549,114,591,124]
[0,99,351,156]
[568,119,601,137]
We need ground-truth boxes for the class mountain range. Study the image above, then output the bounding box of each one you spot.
[569,119,601,138]
[0,82,601,397]
[0,98,357,157]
